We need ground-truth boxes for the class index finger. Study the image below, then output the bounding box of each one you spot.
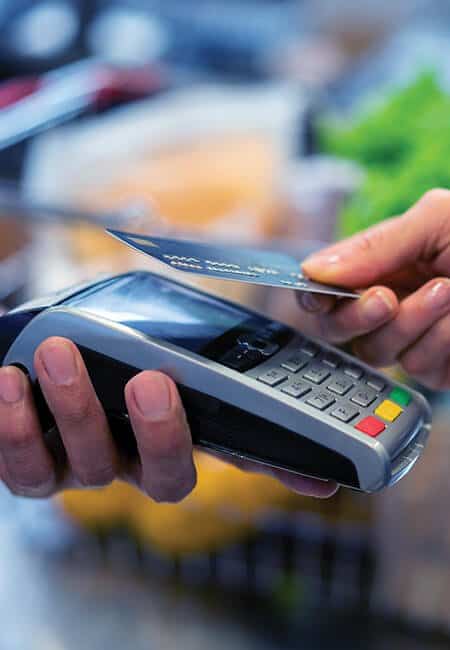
[301,189,450,288]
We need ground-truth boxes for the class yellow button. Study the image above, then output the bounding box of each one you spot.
[375,400,403,422]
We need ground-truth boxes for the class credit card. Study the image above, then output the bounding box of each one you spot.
[107,229,358,299]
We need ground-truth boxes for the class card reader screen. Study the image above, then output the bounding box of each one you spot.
[66,273,250,354]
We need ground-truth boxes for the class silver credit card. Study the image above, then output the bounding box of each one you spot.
[107,229,359,299]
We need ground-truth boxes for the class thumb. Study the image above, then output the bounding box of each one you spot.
[302,190,448,288]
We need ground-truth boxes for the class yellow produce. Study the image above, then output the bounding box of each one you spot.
[58,480,137,531]
[59,450,372,555]
[59,452,298,555]
[129,452,298,555]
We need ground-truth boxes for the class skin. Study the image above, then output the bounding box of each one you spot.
[299,189,450,391]
[6,186,448,503]
[0,338,336,501]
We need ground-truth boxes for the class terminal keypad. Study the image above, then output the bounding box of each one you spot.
[256,338,412,438]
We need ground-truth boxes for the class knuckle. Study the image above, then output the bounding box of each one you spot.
[160,438,187,463]
[143,423,190,461]
[354,227,383,256]
[57,400,93,428]
[0,427,35,450]
[75,463,116,488]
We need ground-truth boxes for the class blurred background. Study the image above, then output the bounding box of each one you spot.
[1,0,450,648]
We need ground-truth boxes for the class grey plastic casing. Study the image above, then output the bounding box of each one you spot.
[5,272,432,493]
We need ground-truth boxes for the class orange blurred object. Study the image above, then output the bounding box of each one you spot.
[70,133,280,264]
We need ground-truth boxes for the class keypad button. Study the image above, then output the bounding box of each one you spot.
[389,387,411,407]
[355,416,386,437]
[306,391,335,411]
[351,387,377,408]
[322,352,341,369]
[281,353,310,373]
[281,379,311,399]
[366,375,386,392]
[258,369,289,387]
[303,363,331,385]
[331,404,359,423]
[327,374,354,396]
[343,364,364,380]
[375,400,403,423]
[300,342,320,357]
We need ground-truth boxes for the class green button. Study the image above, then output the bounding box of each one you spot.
[389,387,411,407]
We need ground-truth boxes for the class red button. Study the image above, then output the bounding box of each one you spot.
[355,416,386,437]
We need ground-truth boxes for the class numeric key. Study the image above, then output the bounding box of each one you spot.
[281,353,310,373]
[327,374,354,396]
[281,379,311,398]
[331,404,359,423]
[343,364,364,380]
[306,391,335,411]
[303,363,331,385]
[258,369,289,387]
[351,387,377,408]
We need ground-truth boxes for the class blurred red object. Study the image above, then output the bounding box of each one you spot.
[93,63,166,109]
[0,60,167,149]
[0,77,41,108]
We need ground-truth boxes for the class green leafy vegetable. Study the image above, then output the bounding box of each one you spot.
[319,72,450,236]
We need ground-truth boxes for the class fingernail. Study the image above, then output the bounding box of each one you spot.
[40,341,77,386]
[0,368,24,404]
[426,280,450,309]
[361,291,395,324]
[133,373,172,420]
[298,292,323,312]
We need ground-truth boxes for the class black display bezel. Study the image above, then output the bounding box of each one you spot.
[59,272,293,366]
[200,317,293,363]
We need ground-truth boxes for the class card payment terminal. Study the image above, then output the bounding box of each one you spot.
[0,271,432,492]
